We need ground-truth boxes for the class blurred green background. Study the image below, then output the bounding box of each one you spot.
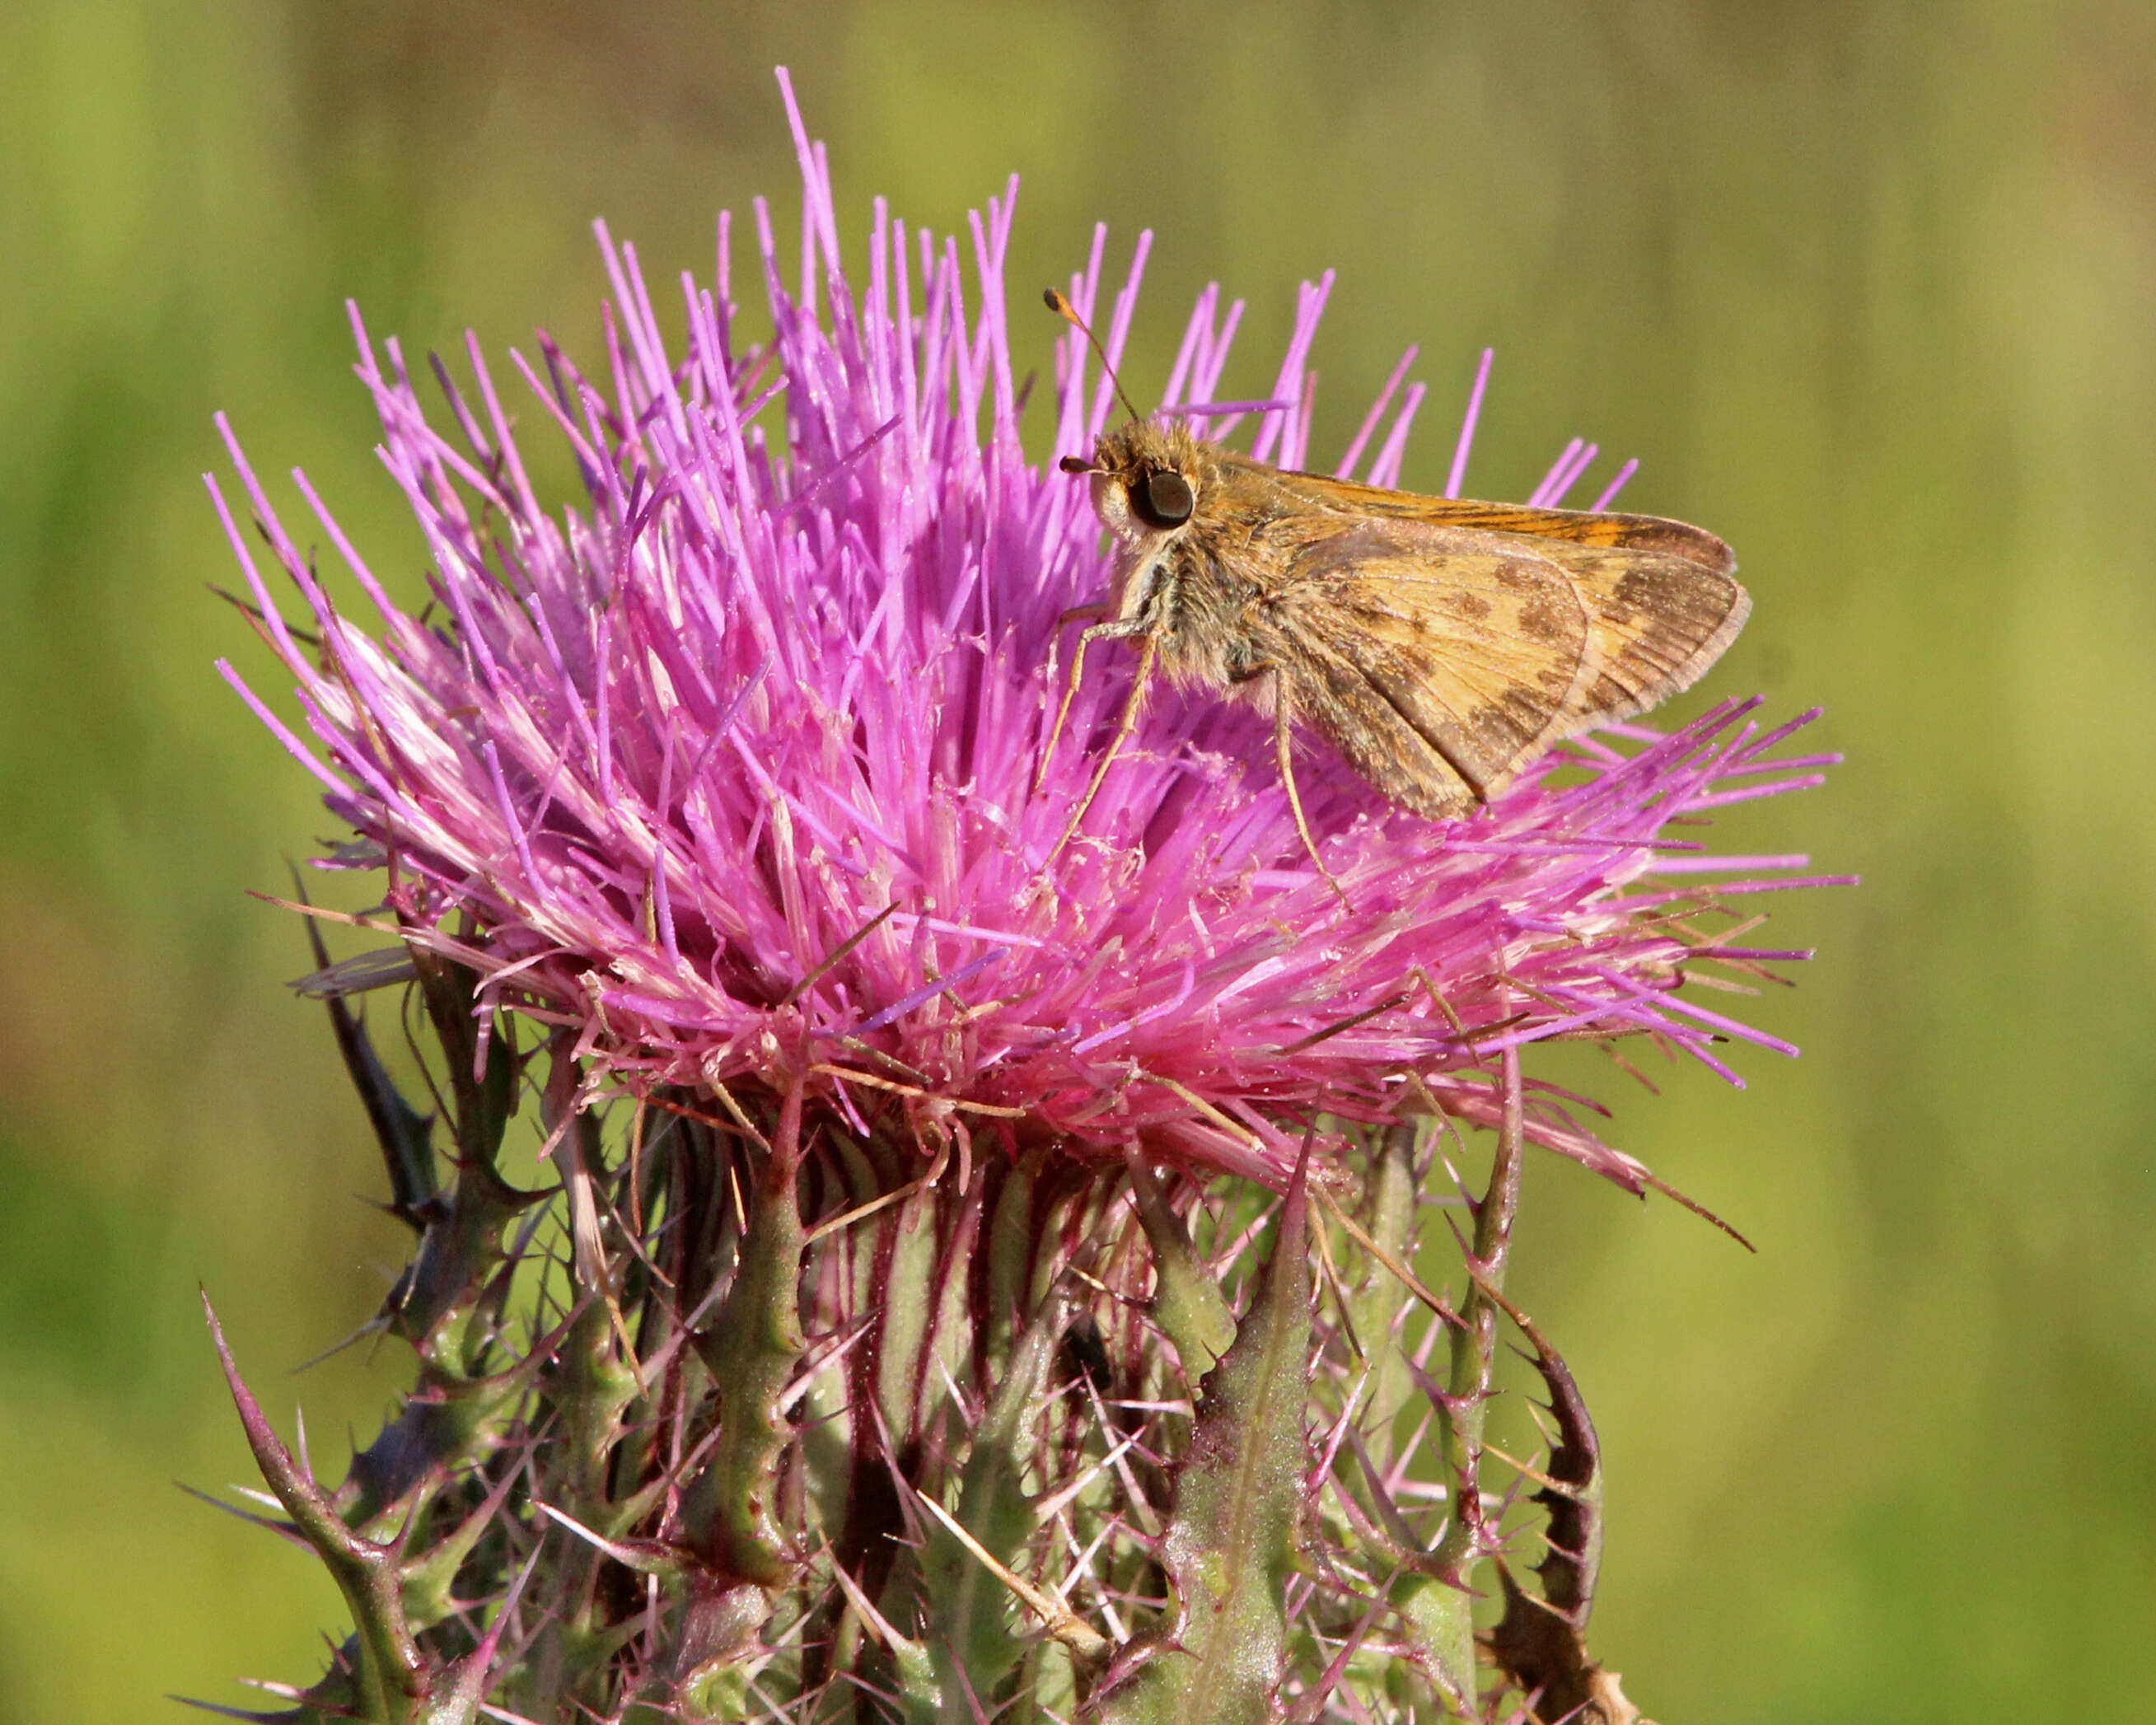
[2,1,2151,1718]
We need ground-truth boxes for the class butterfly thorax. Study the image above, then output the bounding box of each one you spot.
[1085,421,1283,685]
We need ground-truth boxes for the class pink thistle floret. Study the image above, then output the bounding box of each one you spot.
[211,82,1836,1190]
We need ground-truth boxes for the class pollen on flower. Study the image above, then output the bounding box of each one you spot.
[211,76,1836,1194]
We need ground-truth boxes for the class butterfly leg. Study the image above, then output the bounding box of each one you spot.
[1035,604,1115,791]
[1041,627,1159,867]
[1268,676,1349,906]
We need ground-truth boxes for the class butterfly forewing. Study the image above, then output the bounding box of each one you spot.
[1227,455,1738,576]
[1252,521,1597,815]
[1249,512,1747,815]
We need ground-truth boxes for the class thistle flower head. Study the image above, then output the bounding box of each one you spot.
[213,81,1830,1194]
[199,77,1846,1725]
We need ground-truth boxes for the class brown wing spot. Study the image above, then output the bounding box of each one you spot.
[1517,596,1572,643]
[1613,564,1679,615]
[1470,699,1533,750]
[1447,591,1493,622]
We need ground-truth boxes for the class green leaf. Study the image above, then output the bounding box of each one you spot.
[1125,1149,1237,1384]
[1097,1163,1313,1725]
[923,1293,1069,1723]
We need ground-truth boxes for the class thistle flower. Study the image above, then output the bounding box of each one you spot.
[201,72,1836,1725]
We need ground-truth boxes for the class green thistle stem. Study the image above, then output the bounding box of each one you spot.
[1389,1045,1527,1707]
[687,1077,807,1587]
[1438,1045,1525,1568]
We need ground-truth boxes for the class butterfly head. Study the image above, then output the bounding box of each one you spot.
[1059,419,1206,555]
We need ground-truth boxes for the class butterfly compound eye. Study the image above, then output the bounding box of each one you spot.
[1131,470,1195,529]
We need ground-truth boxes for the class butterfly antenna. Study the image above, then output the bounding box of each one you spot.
[1045,288,1143,429]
